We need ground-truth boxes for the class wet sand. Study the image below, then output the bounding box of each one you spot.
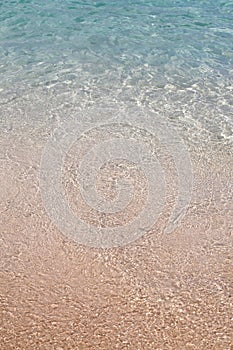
[0,95,233,349]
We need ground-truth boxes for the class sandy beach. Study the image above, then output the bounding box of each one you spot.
[0,0,233,347]
[1,92,232,349]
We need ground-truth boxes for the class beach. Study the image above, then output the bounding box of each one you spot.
[1,0,233,348]
[1,85,232,349]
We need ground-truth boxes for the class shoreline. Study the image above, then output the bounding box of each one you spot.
[1,108,232,348]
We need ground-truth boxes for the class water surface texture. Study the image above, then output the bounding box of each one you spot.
[0,0,233,349]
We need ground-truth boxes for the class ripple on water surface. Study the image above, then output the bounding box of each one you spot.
[0,0,233,349]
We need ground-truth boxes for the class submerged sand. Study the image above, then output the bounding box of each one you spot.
[0,92,232,349]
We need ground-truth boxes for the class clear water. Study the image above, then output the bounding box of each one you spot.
[1,1,233,349]
[1,0,233,142]
[0,1,232,89]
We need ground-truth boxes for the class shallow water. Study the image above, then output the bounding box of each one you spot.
[0,0,233,349]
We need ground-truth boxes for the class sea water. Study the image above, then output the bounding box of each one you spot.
[0,1,233,143]
[1,1,233,349]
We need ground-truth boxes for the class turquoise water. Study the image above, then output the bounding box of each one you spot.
[1,3,233,347]
[0,0,233,143]
[1,0,233,88]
